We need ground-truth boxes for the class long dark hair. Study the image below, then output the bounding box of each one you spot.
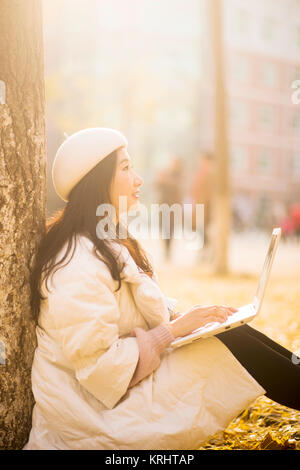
[30,149,153,324]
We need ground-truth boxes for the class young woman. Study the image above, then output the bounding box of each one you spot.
[23,128,300,450]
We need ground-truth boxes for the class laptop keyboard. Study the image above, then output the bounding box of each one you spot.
[192,304,254,333]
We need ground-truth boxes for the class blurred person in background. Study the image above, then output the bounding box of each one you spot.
[232,191,254,232]
[280,202,300,240]
[270,200,286,231]
[189,151,215,257]
[155,155,185,260]
[290,203,300,238]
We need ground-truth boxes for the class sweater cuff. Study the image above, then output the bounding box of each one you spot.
[141,323,175,355]
[127,324,175,389]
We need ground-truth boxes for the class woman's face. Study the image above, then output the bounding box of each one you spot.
[110,146,144,217]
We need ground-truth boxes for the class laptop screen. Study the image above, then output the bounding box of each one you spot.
[254,228,281,312]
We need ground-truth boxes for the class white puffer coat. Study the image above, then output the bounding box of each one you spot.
[23,235,266,450]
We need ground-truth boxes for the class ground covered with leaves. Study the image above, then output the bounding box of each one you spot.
[156,263,300,450]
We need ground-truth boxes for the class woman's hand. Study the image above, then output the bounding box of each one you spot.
[166,304,238,339]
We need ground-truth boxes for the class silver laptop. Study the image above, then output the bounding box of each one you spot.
[170,227,281,349]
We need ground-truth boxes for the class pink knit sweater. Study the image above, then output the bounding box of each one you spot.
[127,323,175,389]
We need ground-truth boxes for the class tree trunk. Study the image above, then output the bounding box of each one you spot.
[0,0,46,449]
[208,0,230,275]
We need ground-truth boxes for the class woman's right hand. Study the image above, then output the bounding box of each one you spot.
[166,304,238,339]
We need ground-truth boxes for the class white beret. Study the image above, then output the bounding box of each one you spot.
[52,127,128,202]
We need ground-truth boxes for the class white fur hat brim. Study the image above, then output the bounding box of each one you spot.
[52,127,128,202]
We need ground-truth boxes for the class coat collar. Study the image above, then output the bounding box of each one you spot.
[78,235,178,328]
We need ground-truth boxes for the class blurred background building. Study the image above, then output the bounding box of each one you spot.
[202,0,300,231]
[42,0,300,237]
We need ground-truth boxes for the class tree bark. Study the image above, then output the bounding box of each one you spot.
[0,0,46,449]
[208,0,230,275]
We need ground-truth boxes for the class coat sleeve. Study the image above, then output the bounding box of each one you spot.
[49,264,140,410]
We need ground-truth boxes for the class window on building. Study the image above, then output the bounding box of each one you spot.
[291,66,300,82]
[262,18,277,42]
[230,146,247,172]
[296,26,300,51]
[258,104,274,132]
[257,148,272,174]
[230,100,248,128]
[235,9,250,36]
[291,153,300,178]
[233,56,250,83]
[261,62,278,88]
[290,111,300,133]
